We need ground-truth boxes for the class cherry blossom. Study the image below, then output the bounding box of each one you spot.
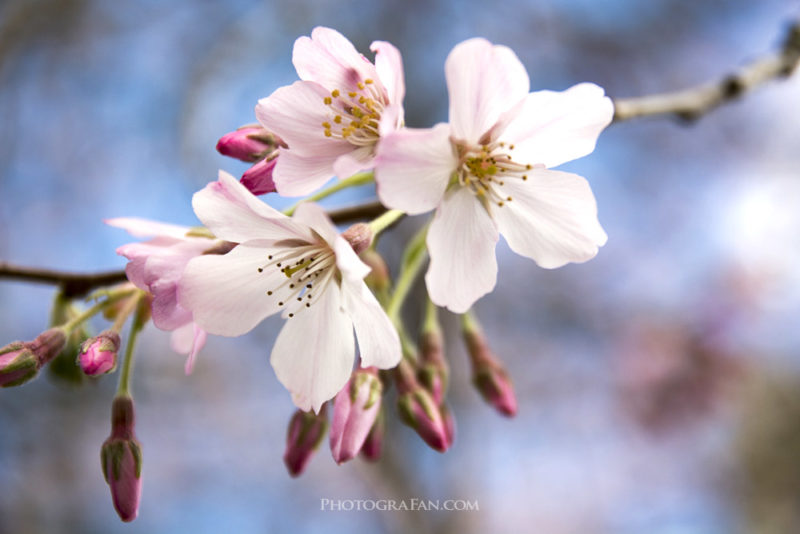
[178,171,401,412]
[375,38,613,312]
[256,27,405,196]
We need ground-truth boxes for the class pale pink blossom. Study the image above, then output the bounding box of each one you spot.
[106,217,213,374]
[178,171,401,412]
[256,27,405,196]
[375,38,613,312]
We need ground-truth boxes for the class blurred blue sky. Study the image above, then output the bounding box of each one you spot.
[2,0,800,532]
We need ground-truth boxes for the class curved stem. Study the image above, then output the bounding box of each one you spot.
[61,288,137,332]
[368,209,405,237]
[117,296,147,397]
[386,223,429,324]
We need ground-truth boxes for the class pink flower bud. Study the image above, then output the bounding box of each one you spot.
[216,126,277,162]
[397,388,450,452]
[27,327,67,366]
[0,342,38,387]
[464,326,517,416]
[101,395,142,522]
[360,408,385,462]
[439,403,457,448]
[78,331,120,376]
[341,223,374,255]
[329,368,382,464]
[284,405,328,477]
[240,156,278,195]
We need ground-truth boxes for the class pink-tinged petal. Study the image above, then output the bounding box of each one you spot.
[374,124,455,215]
[370,40,405,105]
[256,81,353,157]
[500,83,613,169]
[271,286,355,413]
[291,202,339,246]
[378,104,403,138]
[425,187,499,313]
[332,148,374,180]
[179,241,289,337]
[341,279,401,369]
[105,217,190,239]
[124,258,148,290]
[272,150,344,197]
[193,170,311,243]
[446,38,529,143]
[293,27,379,93]
[493,168,607,269]
[335,236,371,282]
[170,323,206,375]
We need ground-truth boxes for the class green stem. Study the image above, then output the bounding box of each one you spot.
[110,292,143,333]
[368,209,405,237]
[283,171,375,216]
[422,296,441,336]
[117,299,147,397]
[386,223,429,323]
[61,288,136,333]
[460,309,481,334]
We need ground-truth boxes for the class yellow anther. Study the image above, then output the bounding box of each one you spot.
[324,129,332,137]
[364,79,374,84]
[357,82,365,90]
[333,115,342,124]
[331,89,340,98]
[358,96,366,104]
[348,91,357,98]
[323,96,332,105]
[522,175,528,180]
[321,121,331,129]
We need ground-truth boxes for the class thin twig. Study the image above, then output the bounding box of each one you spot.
[612,21,800,123]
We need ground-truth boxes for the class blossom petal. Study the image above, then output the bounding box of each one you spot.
[256,81,353,157]
[293,27,379,93]
[332,147,374,180]
[374,124,455,215]
[500,83,614,169]
[446,38,529,143]
[493,168,608,268]
[193,170,311,243]
[341,279,401,369]
[179,241,290,336]
[291,202,339,245]
[272,150,344,197]
[105,217,190,239]
[425,187,499,313]
[371,40,405,105]
[271,285,355,412]
[170,323,207,375]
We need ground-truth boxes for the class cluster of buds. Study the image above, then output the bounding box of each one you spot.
[395,358,453,452]
[0,328,67,387]
[216,125,286,195]
[462,316,518,417]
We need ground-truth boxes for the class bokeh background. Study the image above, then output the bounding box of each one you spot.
[2,0,800,532]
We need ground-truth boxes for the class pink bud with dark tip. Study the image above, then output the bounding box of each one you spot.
[284,405,328,477]
[0,328,67,388]
[463,321,518,417]
[101,395,142,522]
[360,408,385,462]
[216,126,277,162]
[240,156,278,195]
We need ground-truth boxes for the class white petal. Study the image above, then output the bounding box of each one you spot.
[374,124,455,215]
[270,285,355,412]
[293,27,379,93]
[193,170,311,243]
[500,83,614,169]
[272,150,342,197]
[170,323,207,375]
[370,40,405,105]
[334,236,370,282]
[105,218,190,239]
[425,187,499,313]
[178,241,289,336]
[445,38,529,143]
[291,202,339,245]
[493,168,608,268]
[341,279,401,369]
[332,148,374,180]
[256,81,353,157]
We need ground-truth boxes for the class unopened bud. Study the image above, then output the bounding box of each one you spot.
[216,126,280,162]
[284,405,328,477]
[28,327,67,366]
[48,295,90,384]
[78,331,120,376]
[0,342,38,387]
[240,156,278,195]
[342,223,374,255]
[329,368,382,464]
[101,395,142,522]
[360,408,385,461]
[463,325,517,417]
[439,403,457,448]
[397,388,450,452]
[361,249,390,292]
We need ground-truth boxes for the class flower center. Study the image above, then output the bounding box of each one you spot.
[456,142,533,208]
[256,243,337,318]
[320,79,386,148]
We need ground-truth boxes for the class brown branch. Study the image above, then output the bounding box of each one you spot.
[612,21,800,123]
[0,201,388,297]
